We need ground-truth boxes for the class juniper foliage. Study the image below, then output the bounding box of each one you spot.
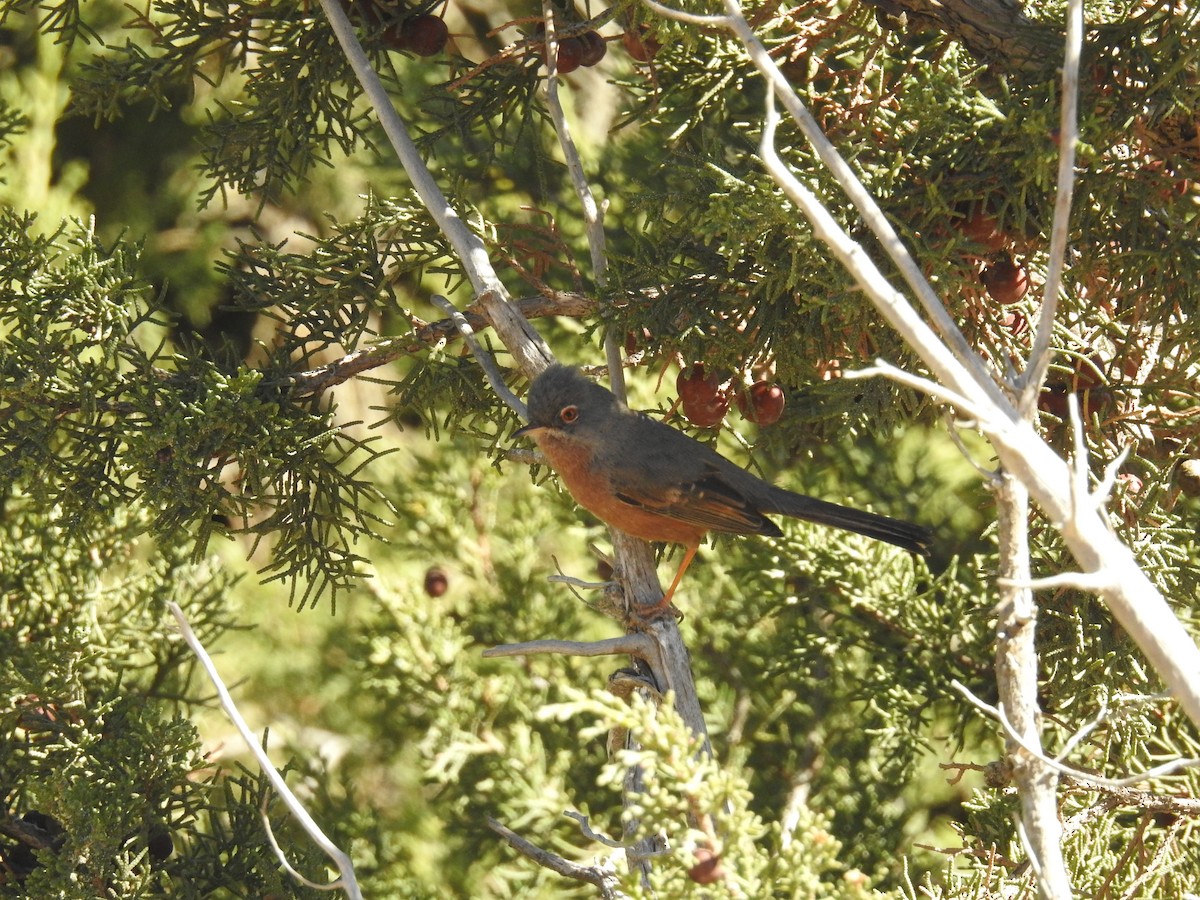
[1,0,1199,895]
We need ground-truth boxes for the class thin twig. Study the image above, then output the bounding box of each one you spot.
[167,602,362,900]
[542,4,607,285]
[604,330,627,405]
[486,817,629,899]
[1092,444,1133,512]
[954,680,1200,789]
[547,574,619,589]
[997,572,1111,592]
[1067,392,1091,522]
[259,798,343,892]
[564,810,628,849]
[1056,696,1109,763]
[429,293,527,417]
[503,447,542,466]
[482,634,658,660]
[540,2,623,404]
[1020,0,1084,413]
[284,291,595,398]
[1013,815,1044,880]
[943,411,1002,480]
[846,360,992,423]
[1063,780,1200,817]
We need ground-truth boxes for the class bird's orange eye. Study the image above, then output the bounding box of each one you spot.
[559,405,579,424]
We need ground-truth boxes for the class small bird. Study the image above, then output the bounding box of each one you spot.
[513,364,931,610]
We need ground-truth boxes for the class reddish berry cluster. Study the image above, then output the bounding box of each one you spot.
[952,202,1031,307]
[342,1,660,76]
[676,364,786,428]
[547,30,607,74]
[535,24,609,75]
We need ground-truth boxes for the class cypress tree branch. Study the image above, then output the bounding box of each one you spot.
[954,680,1200,789]
[864,0,1064,75]
[1063,781,1200,819]
[645,0,1011,411]
[994,472,1071,898]
[315,19,720,889]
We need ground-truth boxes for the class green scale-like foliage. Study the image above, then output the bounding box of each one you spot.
[2,0,1200,895]
[0,216,394,607]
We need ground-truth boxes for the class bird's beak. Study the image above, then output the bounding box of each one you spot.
[512,422,544,440]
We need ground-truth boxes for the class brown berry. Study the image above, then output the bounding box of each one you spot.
[982,257,1030,305]
[622,26,660,62]
[384,14,448,57]
[677,364,729,427]
[579,31,607,67]
[424,566,449,597]
[1070,351,1105,391]
[736,381,786,425]
[555,36,584,73]
[1038,383,1109,422]
[955,203,1008,252]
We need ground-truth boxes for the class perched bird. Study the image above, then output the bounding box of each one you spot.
[514,364,931,610]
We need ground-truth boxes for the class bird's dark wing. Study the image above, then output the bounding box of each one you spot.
[602,415,782,536]
[612,465,782,536]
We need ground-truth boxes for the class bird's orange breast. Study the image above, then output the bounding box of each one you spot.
[533,430,706,547]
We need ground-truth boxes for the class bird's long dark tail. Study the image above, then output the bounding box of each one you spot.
[766,488,932,555]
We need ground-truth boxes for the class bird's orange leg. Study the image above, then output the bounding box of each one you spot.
[647,543,699,611]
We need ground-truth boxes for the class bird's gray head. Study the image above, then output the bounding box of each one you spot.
[515,364,621,439]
